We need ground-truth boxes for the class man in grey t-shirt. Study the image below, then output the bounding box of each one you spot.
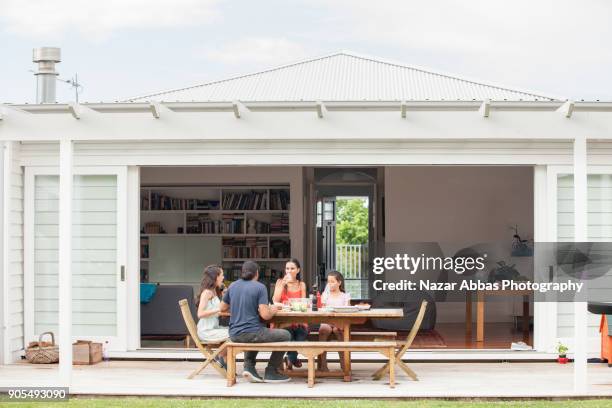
[221,261,291,383]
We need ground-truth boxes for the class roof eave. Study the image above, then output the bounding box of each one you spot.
[6,100,612,114]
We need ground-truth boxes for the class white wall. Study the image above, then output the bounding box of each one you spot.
[385,166,534,323]
[1,142,4,364]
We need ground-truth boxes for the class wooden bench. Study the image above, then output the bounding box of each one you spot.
[226,341,396,388]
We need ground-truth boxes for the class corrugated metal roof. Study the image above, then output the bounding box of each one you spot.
[127,51,559,102]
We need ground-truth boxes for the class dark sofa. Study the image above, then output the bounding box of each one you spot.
[141,284,197,339]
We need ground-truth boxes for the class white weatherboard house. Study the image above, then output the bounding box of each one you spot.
[1,51,611,389]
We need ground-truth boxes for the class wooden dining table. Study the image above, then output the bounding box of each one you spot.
[465,289,531,343]
[221,307,403,381]
[270,308,403,381]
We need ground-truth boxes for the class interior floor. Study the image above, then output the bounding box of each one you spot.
[436,323,532,349]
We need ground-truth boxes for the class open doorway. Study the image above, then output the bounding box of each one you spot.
[311,168,379,300]
[136,165,534,351]
[317,196,370,298]
[308,166,535,350]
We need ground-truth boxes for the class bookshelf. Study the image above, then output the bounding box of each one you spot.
[140,185,291,291]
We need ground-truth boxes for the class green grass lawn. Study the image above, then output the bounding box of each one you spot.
[2,399,612,408]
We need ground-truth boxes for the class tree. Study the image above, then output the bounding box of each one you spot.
[336,198,368,245]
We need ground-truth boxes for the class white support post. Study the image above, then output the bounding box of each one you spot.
[1,142,9,365]
[573,134,588,393]
[58,138,73,385]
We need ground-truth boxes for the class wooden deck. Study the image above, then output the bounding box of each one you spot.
[1,360,612,398]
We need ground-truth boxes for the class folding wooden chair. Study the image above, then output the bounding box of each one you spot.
[178,299,227,379]
[372,300,428,381]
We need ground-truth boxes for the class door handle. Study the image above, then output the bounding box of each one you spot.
[120,265,125,282]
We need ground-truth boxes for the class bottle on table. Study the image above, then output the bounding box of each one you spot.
[310,285,318,311]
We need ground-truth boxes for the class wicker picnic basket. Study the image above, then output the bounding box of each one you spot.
[25,331,59,364]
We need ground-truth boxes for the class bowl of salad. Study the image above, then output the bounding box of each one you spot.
[290,298,310,312]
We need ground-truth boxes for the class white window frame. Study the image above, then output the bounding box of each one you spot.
[24,166,128,350]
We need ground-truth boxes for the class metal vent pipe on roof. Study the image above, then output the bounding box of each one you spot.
[33,47,61,104]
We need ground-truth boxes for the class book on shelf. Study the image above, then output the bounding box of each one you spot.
[140,194,150,211]
[140,237,149,258]
[148,192,220,211]
[224,262,243,281]
[270,189,290,210]
[186,214,214,234]
[270,213,289,233]
[223,262,282,299]
[223,191,267,210]
[222,213,245,234]
[269,238,290,259]
[248,219,271,234]
[222,237,269,259]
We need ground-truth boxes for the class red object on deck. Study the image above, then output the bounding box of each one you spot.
[316,291,322,309]
[599,315,612,366]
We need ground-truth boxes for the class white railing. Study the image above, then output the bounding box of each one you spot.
[336,244,368,279]
[336,244,369,298]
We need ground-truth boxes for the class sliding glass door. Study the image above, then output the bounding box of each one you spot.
[549,165,612,341]
[25,167,127,349]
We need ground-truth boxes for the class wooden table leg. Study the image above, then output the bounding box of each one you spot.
[226,347,235,387]
[522,295,530,343]
[307,355,315,388]
[465,291,472,338]
[476,291,484,342]
[343,322,351,382]
[388,347,395,388]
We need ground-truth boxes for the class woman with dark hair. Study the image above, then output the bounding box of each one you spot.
[272,258,307,369]
[196,265,229,367]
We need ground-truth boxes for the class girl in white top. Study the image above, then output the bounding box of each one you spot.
[196,265,230,367]
[318,270,350,371]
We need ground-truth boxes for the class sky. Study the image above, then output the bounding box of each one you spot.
[1,0,611,103]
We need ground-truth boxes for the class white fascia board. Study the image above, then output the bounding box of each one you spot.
[3,106,612,142]
[1,105,32,118]
[9,100,612,114]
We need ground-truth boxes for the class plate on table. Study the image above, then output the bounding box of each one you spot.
[355,304,371,311]
[330,306,361,313]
